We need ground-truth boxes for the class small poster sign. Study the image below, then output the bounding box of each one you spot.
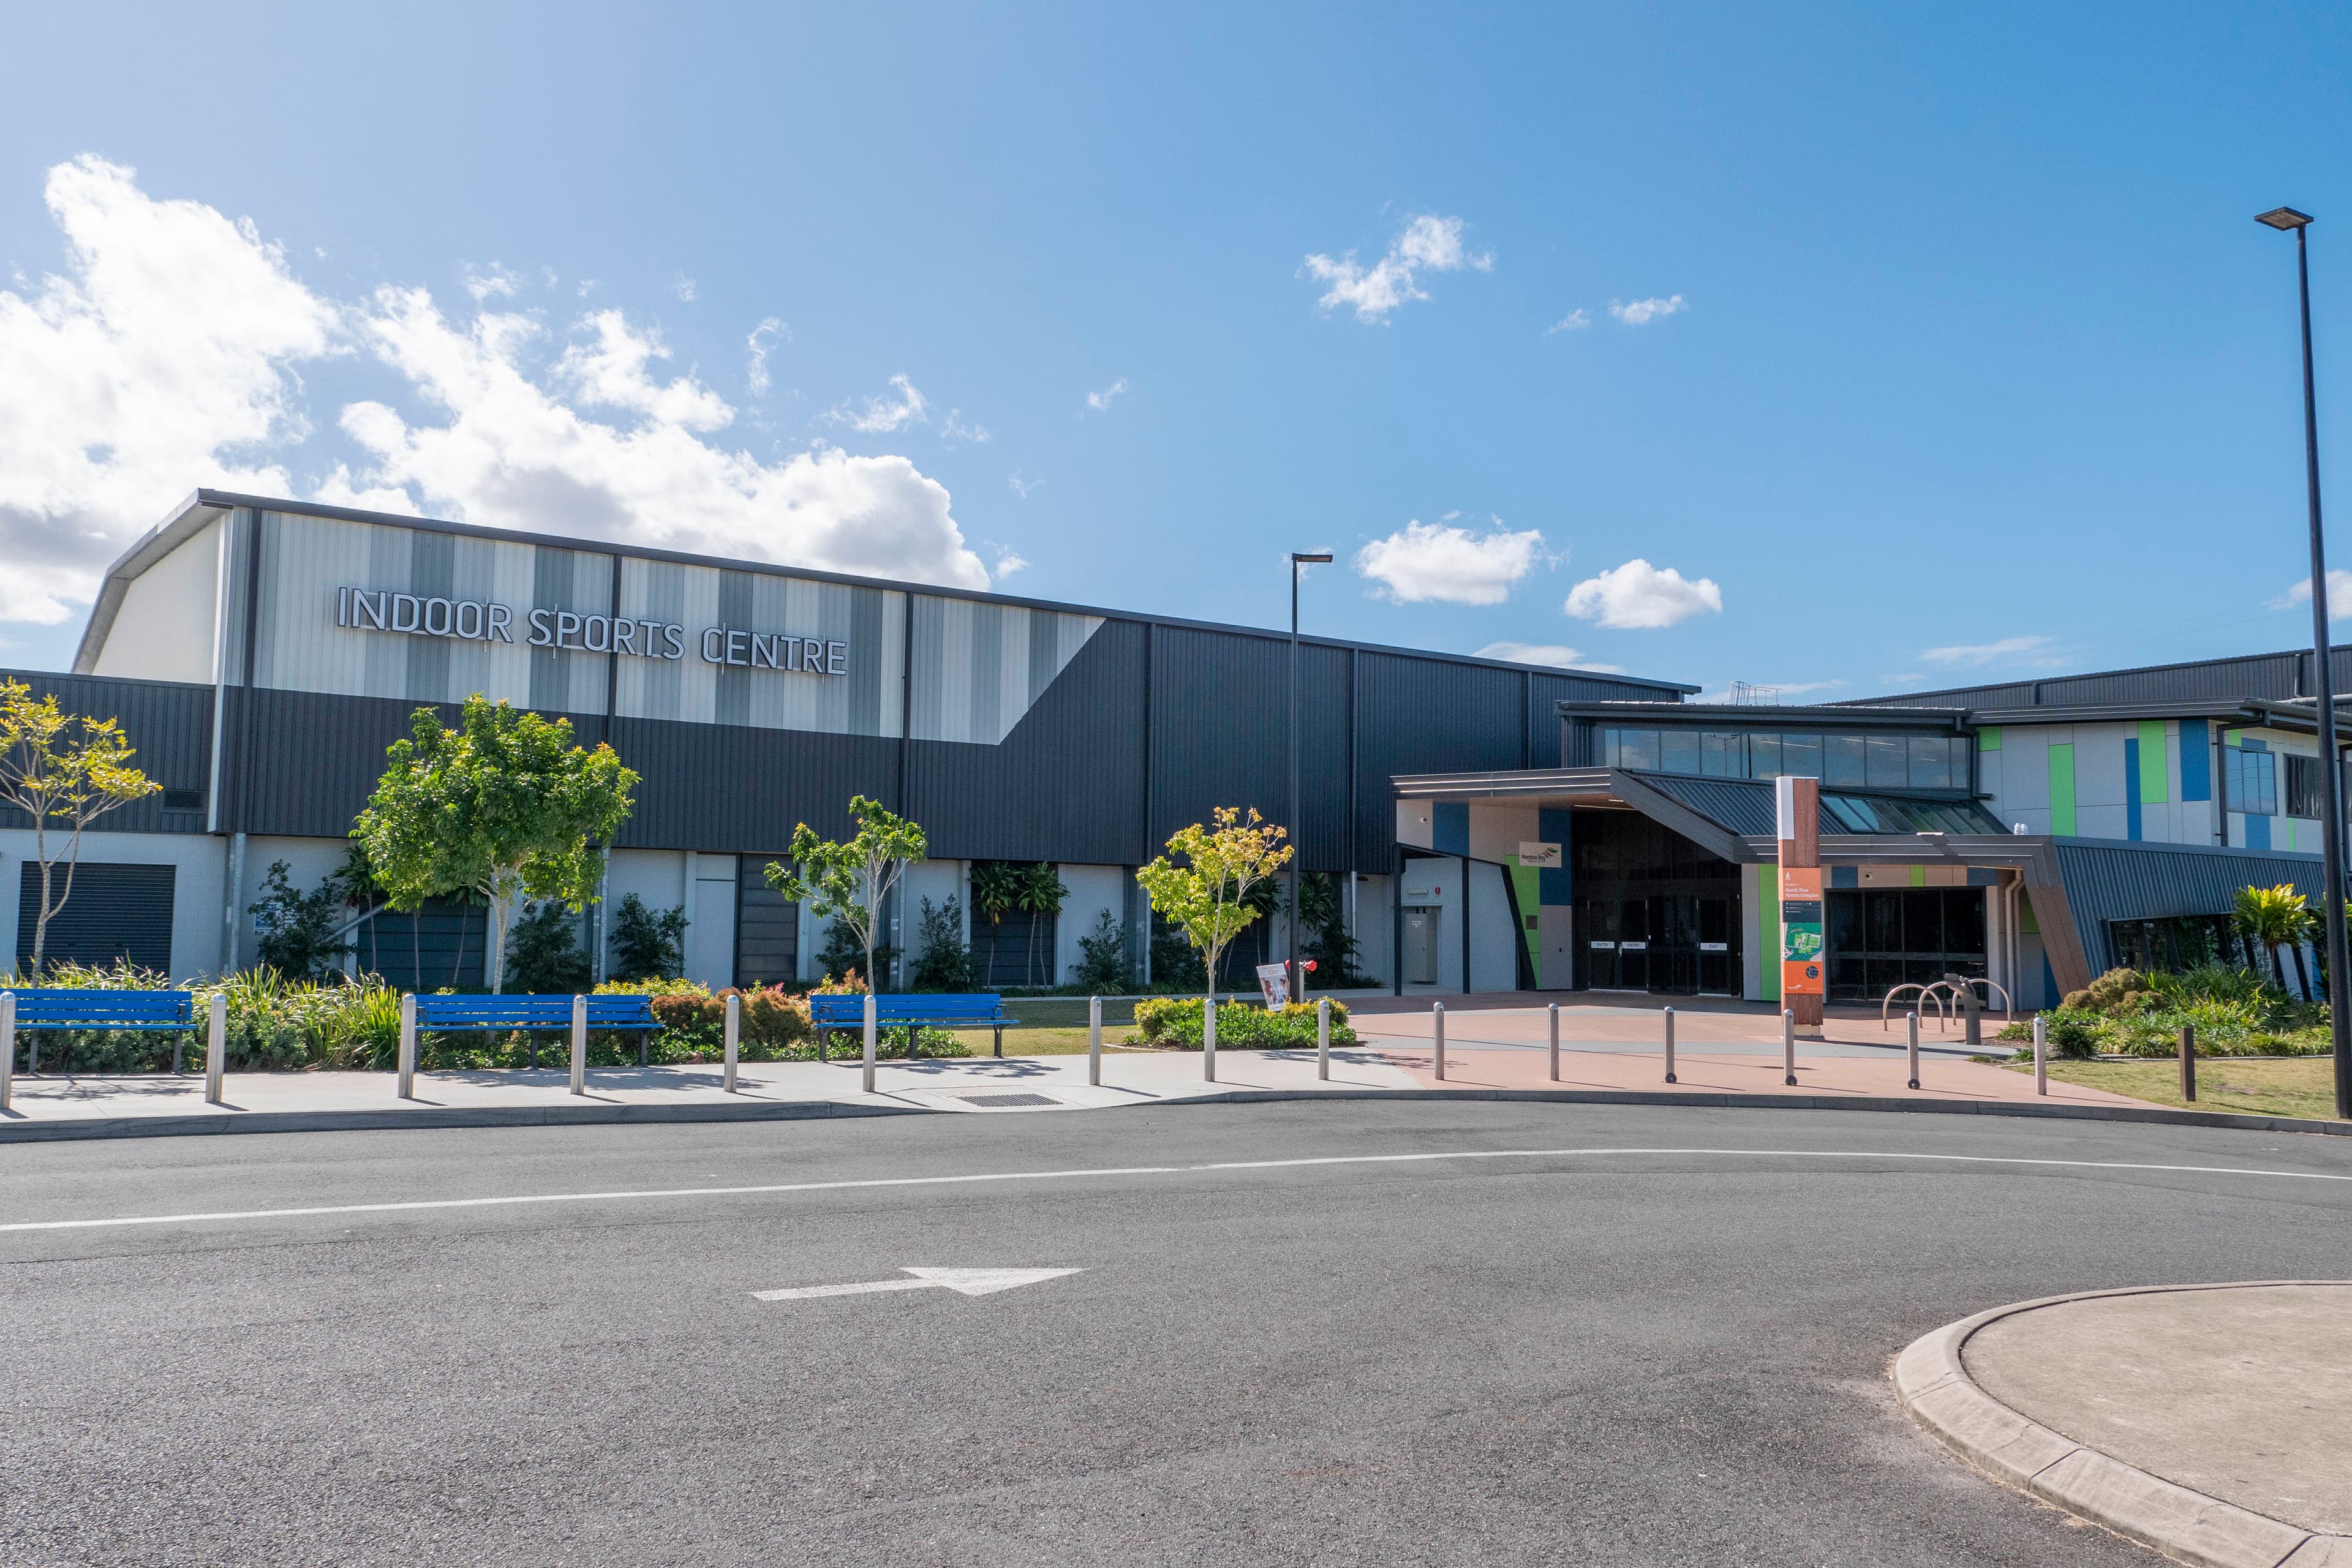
[1255,962,1292,1008]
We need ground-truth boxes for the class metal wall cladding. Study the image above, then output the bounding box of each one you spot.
[1352,653,1531,867]
[222,688,461,839]
[614,557,904,736]
[252,511,616,715]
[0,669,214,834]
[909,596,1102,745]
[1857,648,2352,710]
[909,619,1147,864]
[608,715,903,852]
[1146,629,1352,870]
[2054,839,2328,970]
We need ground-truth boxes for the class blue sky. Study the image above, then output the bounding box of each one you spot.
[2,2,2348,699]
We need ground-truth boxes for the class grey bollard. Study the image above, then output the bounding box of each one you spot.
[1317,996,1331,1081]
[862,992,878,1094]
[1906,1010,1921,1091]
[1204,995,1218,1082]
[398,993,417,1099]
[205,991,227,1106]
[1664,1006,1677,1084]
[1433,1001,1446,1081]
[572,994,590,1096]
[1549,1002,1561,1082]
[723,993,740,1093]
[0,990,13,1111]
[2179,1022,2196,1103]
[2033,1015,2047,1096]
[1782,1008,1796,1087]
[1088,995,1102,1088]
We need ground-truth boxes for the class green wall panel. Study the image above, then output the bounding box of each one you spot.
[2049,743,2077,835]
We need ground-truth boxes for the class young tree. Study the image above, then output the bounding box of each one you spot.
[1134,807,1293,1001]
[608,892,687,981]
[764,795,927,993]
[1017,862,1069,986]
[0,678,160,978]
[249,861,356,981]
[351,696,638,993]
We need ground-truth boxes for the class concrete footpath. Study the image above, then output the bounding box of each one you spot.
[1897,1282,2352,1567]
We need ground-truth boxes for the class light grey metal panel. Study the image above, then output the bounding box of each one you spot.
[908,595,1102,744]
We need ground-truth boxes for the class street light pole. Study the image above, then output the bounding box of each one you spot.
[2258,206,2351,1119]
[1289,551,1332,1003]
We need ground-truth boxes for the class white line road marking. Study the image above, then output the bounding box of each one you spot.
[2,1147,2348,1235]
[754,1267,1084,1302]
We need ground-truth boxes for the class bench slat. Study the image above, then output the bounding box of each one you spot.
[4,989,195,1029]
[412,994,658,1031]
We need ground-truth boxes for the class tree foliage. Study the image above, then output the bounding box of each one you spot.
[1134,807,1292,998]
[505,901,592,993]
[2234,883,2316,996]
[910,895,976,992]
[764,795,927,993]
[249,860,360,982]
[608,892,687,981]
[0,677,160,978]
[350,696,637,993]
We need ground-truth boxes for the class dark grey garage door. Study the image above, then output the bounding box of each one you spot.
[17,861,176,975]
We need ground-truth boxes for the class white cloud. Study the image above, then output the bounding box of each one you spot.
[941,409,991,443]
[1563,559,1722,629]
[1476,641,1620,673]
[992,549,1028,578]
[1610,295,1686,325]
[0,155,339,623]
[1008,472,1039,499]
[462,263,521,302]
[829,374,929,433]
[745,317,786,395]
[2272,570,2352,618]
[1085,377,1129,413]
[1918,634,2056,668]
[671,273,697,303]
[1302,214,1493,324]
[1547,309,1591,334]
[0,156,993,623]
[1355,518,1545,605]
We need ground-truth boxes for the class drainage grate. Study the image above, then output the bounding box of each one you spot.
[959,1092,1061,1108]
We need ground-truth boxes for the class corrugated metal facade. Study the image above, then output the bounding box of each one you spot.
[2052,838,2328,973]
[0,669,216,835]
[1855,646,2352,710]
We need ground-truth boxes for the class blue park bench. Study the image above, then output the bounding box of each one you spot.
[806,992,1017,1059]
[0,987,197,1076]
[405,992,663,1076]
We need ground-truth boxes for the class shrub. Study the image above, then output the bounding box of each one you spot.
[1130,997,1354,1049]
[248,861,355,981]
[504,900,591,993]
[2043,1011,2101,1059]
[1072,910,1133,993]
[608,893,686,981]
[909,897,976,992]
[2060,968,2159,1017]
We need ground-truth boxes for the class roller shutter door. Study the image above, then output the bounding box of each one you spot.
[17,861,176,975]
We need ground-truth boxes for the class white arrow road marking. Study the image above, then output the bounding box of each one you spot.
[753,1267,1084,1302]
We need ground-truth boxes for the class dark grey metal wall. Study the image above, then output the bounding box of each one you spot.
[2054,837,2328,972]
[1854,646,2352,710]
[0,669,214,835]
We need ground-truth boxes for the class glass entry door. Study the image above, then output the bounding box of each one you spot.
[1578,894,1738,995]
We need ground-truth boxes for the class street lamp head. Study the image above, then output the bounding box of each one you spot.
[1291,552,1335,564]
[2257,207,2315,232]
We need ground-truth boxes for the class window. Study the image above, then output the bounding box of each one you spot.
[1780,734,1822,778]
[1659,729,1700,775]
[1747,733,1782,777]
[1618,728,1659,771]
[1597,723,1967,790]
[1907,736,1953,790]
[1864,734,1909,788]
[1824,734,1867,786]
[1701,732,1744,777]
[2286,753,2323,820]
[2226,745,2278,816]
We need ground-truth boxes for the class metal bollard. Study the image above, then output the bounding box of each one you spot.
[0,990,13,1112]
[205,991,227,1106]
[1204,995,1218,1082]
[723,993,739,1093]
[2179,1022,2196,1103]
[1549,1002,1561,1082]
[862,992,878,1094]
[1088,995,1102,1088]
[1317,997,1331,1081]
[2033,1015,2047,1096]
[1782,1008,1796,1087]
[1664,1006,1677,1084]
[571,994,589,1095]
[398,993,417,1099]
[1433,1001,1446,1081]
[1906,1010,1921,1091]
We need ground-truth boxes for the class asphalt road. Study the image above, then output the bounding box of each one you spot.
[3,1102,2349,1567]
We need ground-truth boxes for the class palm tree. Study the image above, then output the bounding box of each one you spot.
[2233,884,2316,998]
[1016,863,1069,987]
[970,862,1022,987]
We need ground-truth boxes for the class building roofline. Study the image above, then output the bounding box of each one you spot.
[1845,642,2352,707]
[74,490,1700,692]
[1553,699,1969,731]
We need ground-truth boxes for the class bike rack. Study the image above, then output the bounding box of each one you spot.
[1882,978,2013,1033]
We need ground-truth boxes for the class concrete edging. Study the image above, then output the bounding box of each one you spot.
[0,1081,2346,1144]
[1894,1283,2352,1568]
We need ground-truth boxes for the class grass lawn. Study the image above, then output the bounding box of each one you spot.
[2005,1056,2345,1121]
[941,1025,1167,1056]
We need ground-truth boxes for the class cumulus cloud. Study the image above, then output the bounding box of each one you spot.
[2272,570,2352,618]
[1547,310,1591,334]
[462,263,522,302]
[1475,641,1620,673]
[1302,214,1493,324]
[831,374,929,433]
[1919,634,2056,668]
[1563,559,1722,629]
[1610,295,1686,325]
[992,549,1028,578]
[0,156,992,623]
[1085,377,1128,413]
[0,155,339,622]
[745,316,786,396]
[1355,518,1545,605]
[671,273,698,303]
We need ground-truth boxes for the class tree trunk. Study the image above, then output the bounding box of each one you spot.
[2290,940,2313,1003]
[29,856,53,980]
[490,889,511,994]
